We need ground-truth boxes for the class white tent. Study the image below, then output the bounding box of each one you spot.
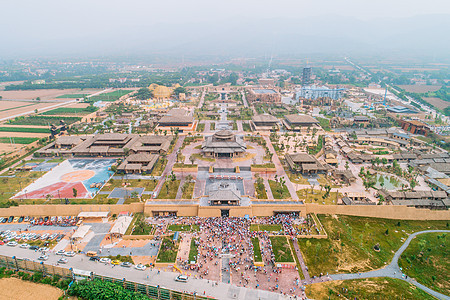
[77,212,109,219]
[110,216,133,236]
[72,225,91,240]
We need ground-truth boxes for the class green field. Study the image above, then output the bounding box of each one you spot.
[157,180,180,199]
[252,238,262,262]
[56,94,89,99]
[0,127,50,133]
[269,236,294,262]
[305,278,436,300]
[189,238,198,262]
[298,215,449,277]
[250,224,282,232]
[0,137,38,144]
[399,232,449,296]
[268,180,290,199]
[9,115,81,126]
[40,107,97,115]
[88,90,133,102]
[167,224,191,232]
[102,178,157,192]
[156,235,179,263]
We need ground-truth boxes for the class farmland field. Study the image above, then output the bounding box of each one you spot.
[0,127,50,133]
[423,97,450,110]
[397,85,442,93]
[40,107,97,115]
[0,137,38,144]
[0,89,100,100]
[0,101,60,120]
[87,90,133,102]
[56,93,90,98]
[8,115,81,126]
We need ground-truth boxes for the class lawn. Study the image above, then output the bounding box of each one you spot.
[210,122,215,130]
[242,123,251,132]
[181,181,195,199]
[399,232,449,296]
[102,178,157,191]
[0,171,47,203]
[0,127,50,133]
[151,158,167,176]
[252,238,262,263]
[157,180,180,199]
[269,236,294,262]
[196,123,205,132]
[156,236,179,263]
[286,170,310,184]
[188,238,198,262]
[191,153,215,162]
[254,182,268,199]
[317,116,331,131]
[305,278,436,300]
[250,224,283,232]
[268,180,290,199]
[0,137,38,144]
[297,189,340,205]
[298,214,449,277]
[128,213,153,236]
[167,224,191,232]
[87,90,133,102]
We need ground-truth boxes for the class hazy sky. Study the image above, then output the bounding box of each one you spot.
[1,0,449,59]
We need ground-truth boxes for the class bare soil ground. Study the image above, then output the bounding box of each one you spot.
[0,89,100,100]
[0,277,63,300]
[0,132,49,138]
[423,97,450,110]
[65,102,90,108]
[397,85,442,93]
[0,143,22,154]
[0,101,33,111]
[0,102,62,120]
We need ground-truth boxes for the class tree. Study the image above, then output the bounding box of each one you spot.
[173,87,187,96]
[134,88,153,100]
[110,165,117,173]
[345,161,349,170]
[123,147,130,156]
[72,188,78,198]
[131,191,139,200]
[189,155,196,165]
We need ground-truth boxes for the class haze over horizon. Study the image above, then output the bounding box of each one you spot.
[1,0,450,61]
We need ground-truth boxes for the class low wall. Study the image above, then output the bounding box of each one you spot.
[122,234,154,240]
[0,203,145,217]
[172,166,198,172]
[305,203,450,220]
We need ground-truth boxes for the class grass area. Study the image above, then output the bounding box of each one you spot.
[317,117,331,131]
[191,224,200,232]
[173,163,197,169]
[167,224,191,232]
[156,235,179,263]
[254,182,268,199]
[268,180,290,199]
[286,170,310,184]
[250,224,283,232]
[305,277,436,300]
[196,123,205,132]
[106,255,134,264]
[232,121,238,130]
[317,174,340,188]
[297,189,340,205]
[251,163,275,169]
[157,180,180,199]
[191,153,215,162]
[181,181,195,199]
[399,232,449,296]
[298,214,449,277]
[56,93,89,98]
[47,158,65,163]
[0,127,50,133]
[102,178,157,191]
[87,90,133,102]
[210,122,215,130]
[151,158,167,176]
[188,238,198,262]
[0,137,38,144]
[0,171,46,203]
[9,115,81,126]
[40,107,97,115]
[252,238,262,262]
[270,236,294,262]
[242,123,251,132]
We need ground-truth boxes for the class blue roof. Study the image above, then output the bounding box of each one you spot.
[253,89,276,94]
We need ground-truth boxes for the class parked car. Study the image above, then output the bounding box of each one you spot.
[65,251,76,257]
[100,258,111,264]
[7,216,14,223]
[56,250,66,256]
[175,275,189,282]
[89,256,100,261]
[2,218,7,223]
[58,257,68,264]
[29,246,39,250]
[39,247,49,252]
[7,241,18,247]
[20,243,30,249]
[120,262,132,268]
[38,255,49,261]
[111,260,121,265]
[135,264,146,271]
[18,216,24,223]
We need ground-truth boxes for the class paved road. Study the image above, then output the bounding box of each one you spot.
[328,230,450,300]
[0,245,288,300]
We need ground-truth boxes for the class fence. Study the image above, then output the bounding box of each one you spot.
[0,254,211,300]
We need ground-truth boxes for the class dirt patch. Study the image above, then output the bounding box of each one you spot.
[0,102,64,120]
[64,102,90,109]
[0,101,33,111]
[0,277,63,300]
[398,85,442,93]
[423,97,450,110]
[0,132,49,138]
[0,89,100,100]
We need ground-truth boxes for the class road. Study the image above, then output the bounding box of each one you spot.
[0,245,288,300]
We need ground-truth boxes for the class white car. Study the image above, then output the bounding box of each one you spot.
[7,241,18,247]
[20,243,30,249]
[135,264,146,271]
[99,258,111,264]
[39,247,50,252]
[65,251,76,257]
[56,250,66,256]
[175,275,189,282]
[57,257,68,264]
[38,255,49,261]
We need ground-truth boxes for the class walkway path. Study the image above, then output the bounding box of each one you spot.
[263,178,274,199]
[325,230,450,300]
[263,136,299,200]
[291,239,310,282]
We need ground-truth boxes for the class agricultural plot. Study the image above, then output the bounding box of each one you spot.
[40,107,98,115]
[397,85,442,93]
[8,115,81,126]
[423,97,450,110]
[0,127,50,133]
[0,137,38,144]
[56,93,90,99]
[88,90,133,102]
